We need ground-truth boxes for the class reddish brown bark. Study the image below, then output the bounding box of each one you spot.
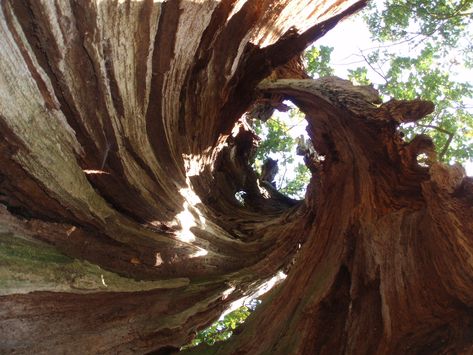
[0,0,472,354]
[198,78,473,354]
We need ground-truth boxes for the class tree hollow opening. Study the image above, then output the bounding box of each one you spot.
[248,102,316,200]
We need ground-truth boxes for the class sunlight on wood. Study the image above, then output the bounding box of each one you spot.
[83,169,110,175]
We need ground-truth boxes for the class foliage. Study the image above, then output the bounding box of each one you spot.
[183,300,260,349]
[363,0,473,162]
[250,0,473,201]
[364,0,473,52]
[378,44,473,161]
[347,67,371,85]
[251,108,311,199]
[279,162,311,197]
[304,45,335,78]
[306,0,473,163]
[253,117,295,170]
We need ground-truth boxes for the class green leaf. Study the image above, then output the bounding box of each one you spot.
[305,45,335,78]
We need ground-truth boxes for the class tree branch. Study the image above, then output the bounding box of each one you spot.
[416,124,455,161]
[358,49,388,84]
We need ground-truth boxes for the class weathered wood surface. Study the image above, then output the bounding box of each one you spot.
[0,0,366,353]
[202,78,473,354]
[1,0,472,354]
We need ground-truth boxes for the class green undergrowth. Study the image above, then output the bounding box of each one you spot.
[182,300,260,349]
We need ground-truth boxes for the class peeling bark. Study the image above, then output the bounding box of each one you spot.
[0,0,472,354]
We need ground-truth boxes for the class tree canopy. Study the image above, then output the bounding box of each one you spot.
[252,0,472,200]
[316,0,473,162]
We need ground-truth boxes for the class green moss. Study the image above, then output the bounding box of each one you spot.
[0,230,189,295]
[0,234,73,264]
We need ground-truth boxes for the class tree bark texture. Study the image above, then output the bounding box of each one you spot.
[0,0,472,354]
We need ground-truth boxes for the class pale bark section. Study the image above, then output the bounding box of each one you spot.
[91,2,168,205]
[0,3,108,220]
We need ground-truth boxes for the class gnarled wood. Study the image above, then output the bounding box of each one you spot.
[193,77,473,355]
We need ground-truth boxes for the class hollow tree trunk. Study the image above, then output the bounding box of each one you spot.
[192,79,473,354]
[0,0,472,354]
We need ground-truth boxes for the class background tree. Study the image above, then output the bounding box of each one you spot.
[0,1,472,355]
[306,0,473,163]
[251,107,311,199]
